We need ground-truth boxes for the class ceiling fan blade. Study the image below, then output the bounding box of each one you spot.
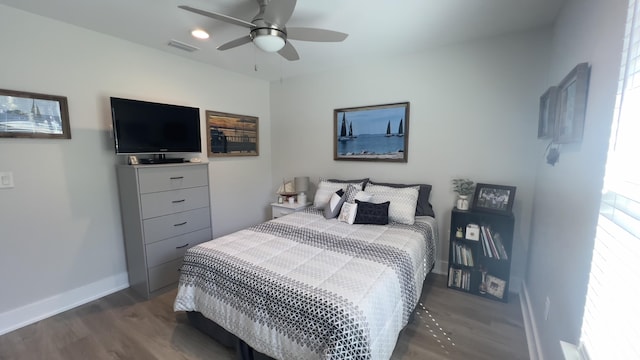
[287,27,348,42]
[217,35,253,51]
[278,41,300,61]
[263,0,297,27]
[178,5,254,29]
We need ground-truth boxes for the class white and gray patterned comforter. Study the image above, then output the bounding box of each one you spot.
[174,208,437,360]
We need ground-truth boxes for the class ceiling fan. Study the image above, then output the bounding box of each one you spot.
[179,0,348,61]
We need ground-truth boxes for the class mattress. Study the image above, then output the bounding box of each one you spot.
[174,208,437,360]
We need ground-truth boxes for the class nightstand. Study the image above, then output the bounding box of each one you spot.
[271,202,312,219]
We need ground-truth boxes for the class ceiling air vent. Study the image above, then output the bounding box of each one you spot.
[167,39,200,52]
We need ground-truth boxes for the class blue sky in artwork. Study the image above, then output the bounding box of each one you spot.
[337,106,406,136]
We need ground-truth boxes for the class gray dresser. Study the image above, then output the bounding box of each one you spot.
[116,163,212,298]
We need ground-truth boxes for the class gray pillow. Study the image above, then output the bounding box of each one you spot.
[323,191,346,219]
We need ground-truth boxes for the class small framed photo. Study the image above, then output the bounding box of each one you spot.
[485,275,506,299]
[472,183,516,214]
[128,155,139,165]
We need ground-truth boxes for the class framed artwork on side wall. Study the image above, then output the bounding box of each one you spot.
[0,88,71,139]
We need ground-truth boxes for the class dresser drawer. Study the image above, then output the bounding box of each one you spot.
[148,258,183,292]
[140,186,209,219]
[138,165,208,194]
[145,228,212,268]
[143,207,211,244]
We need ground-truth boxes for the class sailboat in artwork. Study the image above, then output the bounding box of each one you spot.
[385,120,392,137]
[396,118,404,137]
[348,122,357,138]
[339,113,350,141]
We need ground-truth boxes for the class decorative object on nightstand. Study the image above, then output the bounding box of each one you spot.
[294,176,309,205]
[447,208,514,302]
[452,178,474,210]
[277,178,296,201]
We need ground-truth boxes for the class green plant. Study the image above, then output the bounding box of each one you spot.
[452,178,475,196]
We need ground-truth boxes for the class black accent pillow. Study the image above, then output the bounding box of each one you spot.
[354,200,390,225]
[366,181,434,217]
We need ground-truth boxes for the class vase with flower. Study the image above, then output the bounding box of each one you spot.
[452,178,475,211]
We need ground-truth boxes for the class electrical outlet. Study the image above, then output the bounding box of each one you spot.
[544,296,551,321]
[0,172,14,189]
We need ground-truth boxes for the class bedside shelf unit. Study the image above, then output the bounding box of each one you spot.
[116,163,212,298]
[447,208,514,302]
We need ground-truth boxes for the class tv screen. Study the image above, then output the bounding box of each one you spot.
[110,97,201,154]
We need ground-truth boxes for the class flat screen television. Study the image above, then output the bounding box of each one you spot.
[110,97,201,155]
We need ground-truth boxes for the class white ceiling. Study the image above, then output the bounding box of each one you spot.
[0,0,565,81]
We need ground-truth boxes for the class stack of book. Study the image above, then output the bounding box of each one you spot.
[447,268,471,290]
[480,225,509,260]
[452,242,474,266]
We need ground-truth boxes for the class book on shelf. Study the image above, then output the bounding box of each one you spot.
[448,267,471,290]
[452,242,474,267]
[480,225,507,260]
[493,233,509,260]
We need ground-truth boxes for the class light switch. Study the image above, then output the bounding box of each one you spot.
[0,172,14,188]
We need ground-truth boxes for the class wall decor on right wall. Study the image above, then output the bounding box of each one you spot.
[554,62,591,143]
[537,62,591,144]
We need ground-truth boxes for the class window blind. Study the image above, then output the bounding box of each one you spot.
[580,0,640,358]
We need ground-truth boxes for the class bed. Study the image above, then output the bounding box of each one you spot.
[174,180,438,360]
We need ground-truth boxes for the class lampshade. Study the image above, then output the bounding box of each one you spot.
[294,176,309,193]
[251,28,286,53]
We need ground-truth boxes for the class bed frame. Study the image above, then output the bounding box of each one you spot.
[187,311,274,360]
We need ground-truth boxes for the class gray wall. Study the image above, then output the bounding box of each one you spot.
[525,0,627,358]
[0,5,272,333]
[270,29,551,285]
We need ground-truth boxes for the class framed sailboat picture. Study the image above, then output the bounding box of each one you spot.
[333,102,409,162]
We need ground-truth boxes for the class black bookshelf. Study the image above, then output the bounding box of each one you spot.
[447,208,514,302]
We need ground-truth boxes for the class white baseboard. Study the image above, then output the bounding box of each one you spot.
[521,281,544,360]
[0,272,129,336]
[433,260,448,275]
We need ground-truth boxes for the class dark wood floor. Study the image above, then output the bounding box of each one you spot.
[0,274,529,360]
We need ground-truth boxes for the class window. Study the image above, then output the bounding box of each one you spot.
[580,0,640,358]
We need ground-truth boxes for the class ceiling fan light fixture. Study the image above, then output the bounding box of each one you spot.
[191,29,210,40]
[251,28,286,52]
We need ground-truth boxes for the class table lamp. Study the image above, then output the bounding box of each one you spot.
[294,176,309,204]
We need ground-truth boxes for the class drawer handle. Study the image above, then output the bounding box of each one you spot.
[172,199,186,203]
[176,243,189,249]
[174,221,187,227]
[170,176,184,180]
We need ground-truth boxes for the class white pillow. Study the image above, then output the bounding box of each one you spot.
[313,180,365,208]
[337,202,358,224]
[354,191,373,202]
[365,184,419,225]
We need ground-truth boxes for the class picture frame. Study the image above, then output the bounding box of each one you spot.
[538,86,558,139]
[472,183,516,214]
[554,62,590,144]
[0,88,71,139]
[205,110,258,157]
[334,102,409,162]
[485,274,506,299]
[128,155,139,165]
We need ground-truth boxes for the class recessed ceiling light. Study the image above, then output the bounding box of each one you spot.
[191,29,210,40]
